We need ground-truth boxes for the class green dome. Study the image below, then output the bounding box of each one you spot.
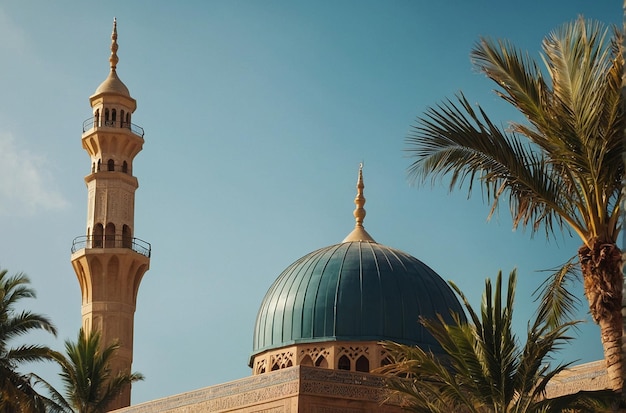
[251,240,465,357]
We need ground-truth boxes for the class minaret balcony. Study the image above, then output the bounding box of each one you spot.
[71,235,151,257]
[83,117,145,138]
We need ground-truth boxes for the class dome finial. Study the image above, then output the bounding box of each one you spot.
[109,18,119,71]
[342,163,375,243]
[354,162,366,227]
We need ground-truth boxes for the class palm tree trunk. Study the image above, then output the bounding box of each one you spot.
[579,240,623,391]
[622,0,626,405]
[599,316,623,391]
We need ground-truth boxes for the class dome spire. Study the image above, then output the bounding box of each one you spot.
[342,163,375,243]
[354,163,366,226]
[109,18,119,72]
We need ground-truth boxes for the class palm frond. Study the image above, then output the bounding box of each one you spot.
[28,373,73,413]
[6,345,57,364]
[406,93,585,239]
[471,36,548,126]
[407,17,624,246]
[533,257,582,330]
[533,389,616,412]
[376,269,610,412]
[51,328,144,412]
[0,269,58,411]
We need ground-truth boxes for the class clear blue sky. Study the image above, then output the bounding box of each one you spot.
[0,0,622,405]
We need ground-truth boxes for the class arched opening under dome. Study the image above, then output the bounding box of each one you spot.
[356,355,369,372]
[338,355,350,371]
[315,356,328,368]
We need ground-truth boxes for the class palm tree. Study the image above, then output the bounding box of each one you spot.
[45,328,144,413]
[0,269,58,412]
[405,17,625,391]
[376,269,615,412]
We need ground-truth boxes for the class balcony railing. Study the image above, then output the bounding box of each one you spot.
[71,235,151,258]
[83,117,145,137]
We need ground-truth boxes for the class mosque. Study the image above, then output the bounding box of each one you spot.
[70,22,610,413]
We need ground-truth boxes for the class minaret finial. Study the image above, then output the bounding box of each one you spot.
[110,18,119,71]
[342,163,375,243]
[92,17,132,97]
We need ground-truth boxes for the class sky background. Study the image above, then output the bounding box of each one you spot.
[0,0,623,406]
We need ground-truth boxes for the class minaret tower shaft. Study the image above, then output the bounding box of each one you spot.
[70,19,150,410]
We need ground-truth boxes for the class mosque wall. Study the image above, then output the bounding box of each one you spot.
[112,360,611,412]
[113,366,405,413]
[544,360,609,398]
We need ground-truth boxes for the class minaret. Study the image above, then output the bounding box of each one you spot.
[70,19,150,410]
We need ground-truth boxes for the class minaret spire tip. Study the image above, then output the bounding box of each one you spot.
[109,18,119,71]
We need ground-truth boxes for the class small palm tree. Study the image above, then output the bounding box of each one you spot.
[0,269,58,412]
[376,269,615,412]
[405,17,625,390]
[45,328,144,413]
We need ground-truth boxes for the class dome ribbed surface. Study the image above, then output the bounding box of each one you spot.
[252,241,465,356]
